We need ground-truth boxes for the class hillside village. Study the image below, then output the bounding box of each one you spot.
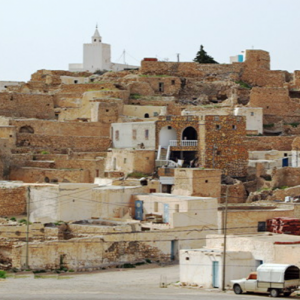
[2,37,300,289]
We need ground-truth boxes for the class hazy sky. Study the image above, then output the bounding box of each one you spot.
[1,0,299,81]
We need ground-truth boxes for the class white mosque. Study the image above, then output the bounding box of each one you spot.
[69,26,137,73]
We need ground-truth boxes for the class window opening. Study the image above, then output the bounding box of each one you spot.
[159,82,164,92]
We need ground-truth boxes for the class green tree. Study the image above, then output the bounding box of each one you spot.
[193,45,218,64]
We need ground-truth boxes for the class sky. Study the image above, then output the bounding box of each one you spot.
[1,0,300,81]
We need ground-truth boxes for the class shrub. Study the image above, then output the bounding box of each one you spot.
[127,172,148,179]
[10,217,16,222]
[0,270,6,279]
[235,81,252,89]
[130,93,141,100]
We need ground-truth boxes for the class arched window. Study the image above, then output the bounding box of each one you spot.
[144,113,149,118]
[182,126,197,140]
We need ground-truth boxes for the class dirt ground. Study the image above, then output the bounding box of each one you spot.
[0,264,297,300]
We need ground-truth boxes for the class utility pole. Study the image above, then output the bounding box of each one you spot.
[222,185,229,291]
[25,186,30,270]
[177,53,180,62]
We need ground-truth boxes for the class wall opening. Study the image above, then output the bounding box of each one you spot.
[182,126,197,140]
[144,113,149,118]
[19,126,34,134]
[159,82,164,92]
[159,126,177,148]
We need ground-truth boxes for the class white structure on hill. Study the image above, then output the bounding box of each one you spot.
[69,26,137,73]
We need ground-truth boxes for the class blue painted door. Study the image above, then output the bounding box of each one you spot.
[134,200,143,221]
[282,157,289,167]
[163,203,169,223]
[212,261,219,288]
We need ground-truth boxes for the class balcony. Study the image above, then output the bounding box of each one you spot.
[169,140,198,147]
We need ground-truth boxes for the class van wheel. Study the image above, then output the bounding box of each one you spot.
[233,284,242,294]
[270,289,279,297]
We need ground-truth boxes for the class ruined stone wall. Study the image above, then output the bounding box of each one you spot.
[244,136,295,151]
[203,115,248,177]
[59,83,116,94]
[53,93,83,108]
[294,71,300,88]
[10,168,89,183]
[10,120,110,137]
[140,60,243,80]
[249,87,300,122]
[172,168,222,199]
[12,227,207,270]
[0,185,26,216]
[15,134,111,152]
[244,50,270,70]
[0,93,55,119]
[90,101,120,123]
[105,149,155,174]
[53,158,105,182]
[0,139,12,180]
[271,167,300,189]
[242,70,286,87]
[138,76,181,96]
[30,70,91,84]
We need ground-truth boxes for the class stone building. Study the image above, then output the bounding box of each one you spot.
[156,115,248,178]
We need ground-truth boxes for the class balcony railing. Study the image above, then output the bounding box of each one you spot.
[169,140,198,147]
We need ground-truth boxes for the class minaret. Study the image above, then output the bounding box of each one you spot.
[92,25,102,43]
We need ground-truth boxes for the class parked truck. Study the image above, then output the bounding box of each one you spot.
[231,264,300,297]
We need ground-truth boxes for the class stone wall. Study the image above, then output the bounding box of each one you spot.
[105,149,155,174]
[0,93,55,119]
[248,87,300,123]
[10,120,110,137]
[244,136,295,151]
[10,167,89,183]
[140,60,242,80]
[138,76,181,96]
[12,226,210,270]
[90,99,121,123]
[59,82,116,94]
[172,168,221,200]
[218,208,295,235]
[203,115,248,177]
[0,184,27,216]
[271,167,300,189]
[15,134,111,152]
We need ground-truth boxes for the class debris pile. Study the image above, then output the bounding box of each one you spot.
[267,217,300,235]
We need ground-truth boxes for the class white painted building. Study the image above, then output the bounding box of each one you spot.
[111,121,156,149]
[180,233,300,289]
[234,107,263,134]
[69,27,137,73]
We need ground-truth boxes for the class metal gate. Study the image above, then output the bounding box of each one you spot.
[212,261,219,288]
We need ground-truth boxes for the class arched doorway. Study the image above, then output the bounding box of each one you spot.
[19,126,34,134]
[182,126,197,140]
[159,126,177,148]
